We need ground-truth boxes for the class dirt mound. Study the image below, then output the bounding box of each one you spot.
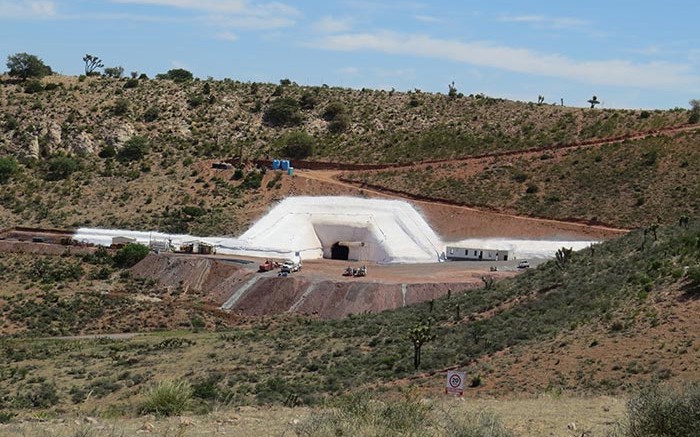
[131,253,479,319]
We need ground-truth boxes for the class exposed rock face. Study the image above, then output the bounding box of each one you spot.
[46,123,62,148]
[26,134,40,158]
[68,131,96,155]
[105,123,135,149]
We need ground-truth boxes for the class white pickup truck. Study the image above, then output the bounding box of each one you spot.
[279,258,302,274]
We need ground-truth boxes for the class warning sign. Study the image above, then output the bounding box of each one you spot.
[445,370,465,396]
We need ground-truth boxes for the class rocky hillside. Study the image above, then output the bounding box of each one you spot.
[1,75,689,163]
[0,74,695,234]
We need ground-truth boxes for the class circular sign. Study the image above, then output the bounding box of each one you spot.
[449,374,462,388]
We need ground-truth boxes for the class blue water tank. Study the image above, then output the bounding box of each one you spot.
[281,160,290,171]
[272,159,280,170]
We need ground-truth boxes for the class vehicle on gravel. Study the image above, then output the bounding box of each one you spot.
[517,260,530,269]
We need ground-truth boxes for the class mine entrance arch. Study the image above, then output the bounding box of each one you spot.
[331,242,350,260]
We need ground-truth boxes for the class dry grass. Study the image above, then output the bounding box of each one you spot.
[0,395,625,437]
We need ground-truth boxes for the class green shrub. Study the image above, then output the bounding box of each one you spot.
[263,97,303,127]
[24,80,44,94]
[140,380,192,416]
[124,78,139,89]
[0,156,18,183]
[113,243,150,268]
[98,145,117,159]
[279,131,315,159]
[112,98,130,116]
[328,114,350,134]
[143,106,159,122]
[612,384,700,437]
[157,68,193,83]
[44,155,80,180]
[118,136,149,162]
[322,101,346,121]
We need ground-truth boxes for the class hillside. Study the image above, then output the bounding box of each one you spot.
[0,220,698,418]
[0,74,695,233]
[343,130,700,229]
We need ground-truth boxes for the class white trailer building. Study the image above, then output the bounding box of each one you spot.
[446,246,510,261]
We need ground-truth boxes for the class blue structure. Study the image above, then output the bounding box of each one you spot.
[272,159,280,170]
[281,160,290,171]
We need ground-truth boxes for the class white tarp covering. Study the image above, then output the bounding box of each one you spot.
[234,196,444,263]
[447,238,597,260]
[73,196,599,264]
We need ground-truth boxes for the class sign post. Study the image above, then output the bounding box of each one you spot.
[445,370,465,396]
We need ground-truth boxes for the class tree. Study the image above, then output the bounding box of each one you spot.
[83,54,104,76]
[263,97,303,127]
[6,53,52,80]
[157,68,194,83]
[448,81,458,98]
[104,66,124,78]
[555,247,574,270]
[689,99,700,124]
[118,136,149,162]
[113,243,150,268]
[409,323,434,370]
[279,131,315,159]
[588,95,601,109]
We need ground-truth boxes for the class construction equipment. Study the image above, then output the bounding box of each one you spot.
[258,259,279,272]
[354,265,367,277]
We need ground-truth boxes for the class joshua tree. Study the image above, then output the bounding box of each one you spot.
[481,275,494,289]
[588,95,601,108]
[448,81,458,98]
[83,54,104,76]
[537,95,545,104]
[409,323,434,370]
[689,99,700,123]
[555,247,574,270]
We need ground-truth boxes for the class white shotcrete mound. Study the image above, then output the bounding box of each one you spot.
[234,196,444,263]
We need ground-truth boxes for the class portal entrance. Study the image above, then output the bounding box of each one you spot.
[331,242,349,260]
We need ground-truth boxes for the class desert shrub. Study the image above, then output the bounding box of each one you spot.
[113,243,149,268]
[143,106,159,122]
[300,92,319,109]
[279,131,315,159]
[639,110,651,119]
[187,94,205,108]
[124,78,139,89]
[3,116,18,132]
[31,258,84,282]
[104,66,124,78]
[328,114,350,134]
[117,136,149,162]
[112,97,130,116]
[240,171,263,190]
[0,157,18,183]
[611,384,700,437]
[322,101,346,121]
[13,383,59,409]
[263,97,303,127]
[24,80,43,94]
[44,155,80,180]
[295,392,514,437]
[140,380,192,416]
[43,82,60,91]
[98,145,117,159]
